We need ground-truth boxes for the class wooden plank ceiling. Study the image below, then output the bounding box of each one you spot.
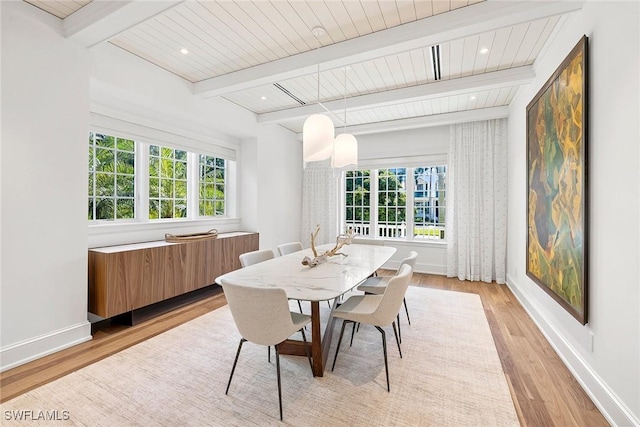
[24,0,580,135]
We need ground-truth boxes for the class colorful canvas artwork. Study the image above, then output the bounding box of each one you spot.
[526,36,589,324]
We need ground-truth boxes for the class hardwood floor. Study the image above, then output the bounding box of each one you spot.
[0,274,608,426]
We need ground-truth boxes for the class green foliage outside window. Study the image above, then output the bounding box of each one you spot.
[199,155,225,216]
[89,132,229,222]
[345,170,370,224]
[377,168,407,224]
[149,145,187,219]
[343,166,446,240]
[88,133,135,221]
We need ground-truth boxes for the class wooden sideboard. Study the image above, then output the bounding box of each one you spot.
[88,232,258,319]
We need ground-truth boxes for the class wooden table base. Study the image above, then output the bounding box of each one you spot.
[278,301,338,377]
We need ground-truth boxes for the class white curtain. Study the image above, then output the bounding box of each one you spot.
[446,119,508,284]
[300,160,339,247]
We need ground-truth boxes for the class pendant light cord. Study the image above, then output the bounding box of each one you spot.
[343,68,347,132]
[316,34,321,106]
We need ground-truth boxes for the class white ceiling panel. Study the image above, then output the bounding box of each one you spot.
[25,0,90,19]
[23,0,580,135]
[278,84,522,134]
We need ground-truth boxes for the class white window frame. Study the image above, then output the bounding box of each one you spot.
[197,153,227,218]
[340,158,447,243]
[87,113,240,248]
[88,132,137,222]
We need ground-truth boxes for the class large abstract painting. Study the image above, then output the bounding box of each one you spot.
[526,36,589,324]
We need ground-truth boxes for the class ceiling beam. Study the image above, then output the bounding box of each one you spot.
[293,106,510,139]
[63,0,183,47]
[193,0,583,98]
[259,66,533,125]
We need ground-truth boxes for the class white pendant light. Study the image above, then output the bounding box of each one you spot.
[331,66,357,169]
[304,114,334,162]
[303,27,334,163]
[332,133,357,168]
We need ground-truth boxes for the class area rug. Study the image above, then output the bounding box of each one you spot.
[1,287,520,426]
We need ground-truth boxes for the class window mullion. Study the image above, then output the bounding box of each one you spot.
[406,168,415,241]
[187,152,198,219]
[91,134,96,221]
[137,142,149,222]
[371,169,379,238]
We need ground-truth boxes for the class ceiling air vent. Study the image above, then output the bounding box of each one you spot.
[430,45,442,81]
[273,83,306,106]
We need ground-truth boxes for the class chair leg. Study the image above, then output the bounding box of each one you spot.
[275,346,283,421]
[392,321,402,358]
[375,326,390,392]
[331,320,350,371]
[397,313,402,344]
[226,338,246,394]
[268,346,271,363]
[349,321,357,347]
[403,298,411,325]
[297,300,303,314]
[300,327,314,376]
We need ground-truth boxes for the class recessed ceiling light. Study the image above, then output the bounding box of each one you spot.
[180,48,189,55]
[261,96,267,100]
[470,96,476,100]
[480,47,489,54]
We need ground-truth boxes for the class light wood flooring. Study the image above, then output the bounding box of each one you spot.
[0,273,608,426]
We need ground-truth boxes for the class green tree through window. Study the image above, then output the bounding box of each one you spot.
[88,133,135,220]
[345,170,371,235]
[149,145,187,219]
[199,155,225,216]
[89,131,231,223]
[343,166,446,240]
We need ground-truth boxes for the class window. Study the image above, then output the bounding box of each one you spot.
[88,131,231,223]
[149,145,188,219]
[413,166,446,239]
[199,155,225,216]
[378,168,407,238]
[88,132,136,220]
[345,170,371,236]
[342,166,447,240]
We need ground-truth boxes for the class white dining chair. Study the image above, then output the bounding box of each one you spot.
[331,264,413,392]
[357,250,417,341]
[276,241,303,256]
[239,249,274,268]
[239,248,304,314]
[221,279,313,421]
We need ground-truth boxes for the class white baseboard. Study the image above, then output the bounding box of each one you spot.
[506,274,639,427]
[382,260,446,276]
[1,321,92,372]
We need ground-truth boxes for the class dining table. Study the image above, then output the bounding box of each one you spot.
[215,243,396,377]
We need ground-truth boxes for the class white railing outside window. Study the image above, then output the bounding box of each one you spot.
[342,166,447,242]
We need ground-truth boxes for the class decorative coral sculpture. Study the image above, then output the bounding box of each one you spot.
[301,225,356,267]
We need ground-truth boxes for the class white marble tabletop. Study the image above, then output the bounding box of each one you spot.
[215,244,396,302]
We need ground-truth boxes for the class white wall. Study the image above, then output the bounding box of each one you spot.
[354,126,449,274]
[358,126,449,161]
[89,43,257,143]
[87,41,258,248]
[506,2,640,425]
[238,137,259,235]
[0,2,92,370]
[0,2,266,370]
[254,125,303,252]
